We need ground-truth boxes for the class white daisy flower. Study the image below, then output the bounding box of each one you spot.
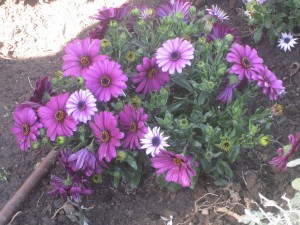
[206,5,229,22]
[140,127,169,157]
[277,32,298,52]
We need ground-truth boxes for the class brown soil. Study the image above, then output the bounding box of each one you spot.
[0,0,300,224]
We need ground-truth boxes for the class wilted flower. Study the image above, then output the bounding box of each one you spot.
[85,59,128,102]
[11,107,43,151]
[58,148,73,171]
[156,0,191,21]
[38,93,78,141]
[132,56,170,95]
[277,32,298,52]
[66,89,98,123]
[68,148,104,176]
[206,5,229,22]
[151,150,197,187]
[269,132,300,172]
[141,127,170,157]
[62,37,109,77]
[216,75,248,103]
[30,76,55,104]
[89,111,124,162]
[226,43,264,80]
[49,175,93,201]
[119,104,148,150]
[206,23,240,43]
[252,66,284,101]
[156,37,194,75]
[89,22,108,40]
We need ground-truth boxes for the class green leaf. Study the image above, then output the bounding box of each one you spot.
[214,178,229,186]
[171,76,194,92]
[166,182,182,191]
[291,178,300,191]
[125,154,138,170]
[253,26,263,44]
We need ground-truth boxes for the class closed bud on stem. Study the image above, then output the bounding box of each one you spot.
[189,5,196,15]
[92,174,102,184]
[78,125,86,133]
[175,12,184,21]
[117,150,127,162]
[225,34,234,44]
[205,151,213,161]
[31,141,40,150]
[56,136,66,145]
[137,20,146,27]
[76,77,84,86]
[109,20,118,28]
[131,8,140,17]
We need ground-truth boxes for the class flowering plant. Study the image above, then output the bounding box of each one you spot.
[243,0,300,46]
[11,1,284,200]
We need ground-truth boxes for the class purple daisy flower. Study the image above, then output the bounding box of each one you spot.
[216,75,248,103]
[49,175,93,201]
[38,93,78,141]
[58,148,73,171]
[151,150,197,187]
[252,66,285,101]
[126,6,154,32]
[11,107,43,151]
[156,0,191,21]
[206,5,229,22]
[119,104,148,150]
[226,43,264,80]
[132,56,170,95]
[62,37,109,77]
[66,89,98,123]
[91,3,129,23]
[156,38,194,75]
[269,132,300,172]
[89,22,108,40]
[84,59,128,102]
[89,111,124,162]
[206,23,241,43]
[68,148,104,177]
[30,76,55,104]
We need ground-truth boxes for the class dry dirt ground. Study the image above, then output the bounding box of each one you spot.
[0,0,300,224]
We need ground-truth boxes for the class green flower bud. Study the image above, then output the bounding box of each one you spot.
[117,151,127,162]
[119,32,127,41]
[76,77,84,86]
[189,5,196,15]
[101,38,110,47]
[137,20,146,27]
[56,136,66,145]
[54,70,63,79]
[131,95,141,109]
[179,117,189,129]
[205,151,213,161]
[92,174,102,184]
[168,31,175,39]
[109,20,118,28]
[217,66,227,76]
[198,37,206,45]
[225,34,234,44]
[197,10,205,17]
[31,141,40,150]
[203,22,213,33]
[166,16,173,25]
[205,125,213,134]
[197,61,206,70]
[113,171,121,179]
[214,39,223,49]
[131,8,140,17]
[258,135,269,147]
[175,12,184,21]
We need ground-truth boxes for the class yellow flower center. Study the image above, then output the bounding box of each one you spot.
[100,130,110,142]
[173,158,182,166]
[147,68,157,78]
[80,56,90,67]
[100,75,111,87]
[22,124,30,135]
[241,57,251,68]
[55,110,65,122]
[130,121,137,133]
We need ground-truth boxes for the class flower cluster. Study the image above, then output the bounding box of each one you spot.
[11,0,285,200]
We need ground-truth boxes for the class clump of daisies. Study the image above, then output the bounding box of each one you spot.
[11,0,284,201]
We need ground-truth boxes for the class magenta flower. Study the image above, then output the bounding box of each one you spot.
[62,37,109,77]
[30,76,55,104]
[206,5,229,22]
[226,43,264,80]
[216,75,248,103]
[119,104,148,150]
[126,6,154,32]
[252,66,284,101]
[11,107,43,151]
[151,150,197,187]
[49,175,93,200]
[84,59,128,102]
[58,148,73,171]
[269,132,300,172]
[156,0,191,21]
[68,148,104,177]
[156,38,194,75]
[91,3,129,23]
[206,23,241,43]
[89,111,124,162]
[89,22,108,40]
[132,56,170,95]
[66,89,98,123]
[38,93,78,141]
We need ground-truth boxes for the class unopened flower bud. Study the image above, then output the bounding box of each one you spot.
[205,125,213,134]
[109,20,118,28]
[131,8,140,17]
[56,136,66,145]
[137,20,146,27]
[198,37,206,45]
[205,151,213,161]
[189,5,196,15]
[119,32,127,41]
[197,61,206,70]
[76,77,84,86]
[214,39,223,49]
[217,66,227,76]
[225,34,234,44]
[39,128,46,136]
[92,174,102,183]
[113,171,121,179]
[117,151,127,162]
[31,141,40,150]
[175,12,184,21]
[78,125,86,133]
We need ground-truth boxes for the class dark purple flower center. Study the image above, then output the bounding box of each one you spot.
[241,57,251,68]
[147,68,157,78]
[130,121,137,133]
[170,51,180,61]
[283,38,291,44]
[151,136,161,147]
[100,130,110,142]
[173,158,182,166]
[80,56,91,67]
[100,75,111,87]
[22,123,30,135]
[77,101,86,110]
[55,110,65,122]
